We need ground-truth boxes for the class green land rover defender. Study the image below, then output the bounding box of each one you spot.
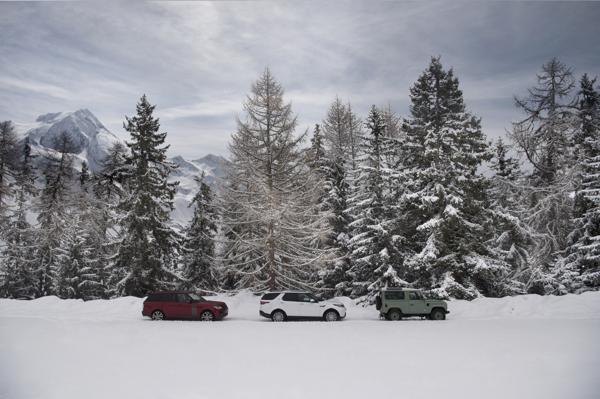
[375,288,449,320]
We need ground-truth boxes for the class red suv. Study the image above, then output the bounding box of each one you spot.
[142,291,228,321]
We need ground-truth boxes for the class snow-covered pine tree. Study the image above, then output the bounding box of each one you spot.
[381,104,402,140]
[180,173,218,291]
[34,132,75,297]
[510,58,577,293]
[93,142,127,201]
[92,141,128,296]
[321,98,362,170]
[316,101,363,296]
[486,138,532,295]
[554,74,600,293]
[220,69,328,291]
[345,103,363,171]
[0,137,37,298]
[322,98,350,163]
[306,124,352,296]
[400,57,495,299]
[347,106,404,299]
[317,157,353,297]
[307,124,326,171]
[54,165,107,299]
[110,95,181,297]
[0,120,18,220]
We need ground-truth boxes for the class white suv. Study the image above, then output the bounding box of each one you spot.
[259,291,346,322]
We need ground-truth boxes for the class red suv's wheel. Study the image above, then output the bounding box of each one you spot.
[151,310,165,320]
[200,310,214,321]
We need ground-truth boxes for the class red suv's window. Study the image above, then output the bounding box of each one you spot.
[176,293,190,303]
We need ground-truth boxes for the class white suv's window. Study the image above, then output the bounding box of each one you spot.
[299,293,317,303]
[282,293,302,302]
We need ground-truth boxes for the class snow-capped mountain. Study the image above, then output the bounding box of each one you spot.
[18,109,122,172]
[169,154,229,226]
[16,109,228,226]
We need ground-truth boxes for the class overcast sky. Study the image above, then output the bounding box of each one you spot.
[1,1,599,158]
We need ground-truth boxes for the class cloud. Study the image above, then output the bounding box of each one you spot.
[0,77,70,99]
[160,99,241,120]
[0,1,599,157]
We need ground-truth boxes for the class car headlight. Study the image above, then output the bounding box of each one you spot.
[213,305,223,310]
[333,303,345,308]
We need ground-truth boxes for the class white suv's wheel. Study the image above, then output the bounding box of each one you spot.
[271,310,286,322]
[151,310,164,320]
[324,309,339,321]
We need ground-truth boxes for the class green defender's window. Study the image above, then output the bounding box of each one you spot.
[408,291,423,300]
[384,291,405,300]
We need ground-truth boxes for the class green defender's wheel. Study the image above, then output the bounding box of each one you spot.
[388,309,402,321]
[430,309,446,321]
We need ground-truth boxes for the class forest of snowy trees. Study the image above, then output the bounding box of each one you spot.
[0,57,599,301]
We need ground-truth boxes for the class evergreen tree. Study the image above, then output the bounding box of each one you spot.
[347,106,404,299]
[0,137,37,298]
[0,121,18,220]
[400,57,494,299]
[92,142,128,297]
[55,164,107,299]
[307,124,326,171]
[34,133,75,297]
[111,95,181,297]
[220,69,328,291]
[381,104,402,139]
[180,173,218,290]
[321,98,362,170]
[309,123,352,297]
[345,102,363,171]
[93,142,128,201]
[486,139,532,294]
[554,74,600,292]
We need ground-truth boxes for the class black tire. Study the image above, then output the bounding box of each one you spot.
[323,309,339,322]
[271,309,287,322]
[430,308,446,321]
[151,310,165,320]
[388,309,402,321]
[199,310,215,321]
[375,296,382,310]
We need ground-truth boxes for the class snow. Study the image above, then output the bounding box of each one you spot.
[1,292,599,399]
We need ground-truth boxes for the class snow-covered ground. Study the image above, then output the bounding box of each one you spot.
[1,292,599,399]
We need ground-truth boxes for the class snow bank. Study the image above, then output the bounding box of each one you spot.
[1,292,599,399]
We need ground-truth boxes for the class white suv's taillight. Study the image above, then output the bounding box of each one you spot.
[260,300,269,305]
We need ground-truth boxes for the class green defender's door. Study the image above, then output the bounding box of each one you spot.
[382,290,405,315]
[405,291,428,315]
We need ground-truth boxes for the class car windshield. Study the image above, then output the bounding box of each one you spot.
[189,293,205,301]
